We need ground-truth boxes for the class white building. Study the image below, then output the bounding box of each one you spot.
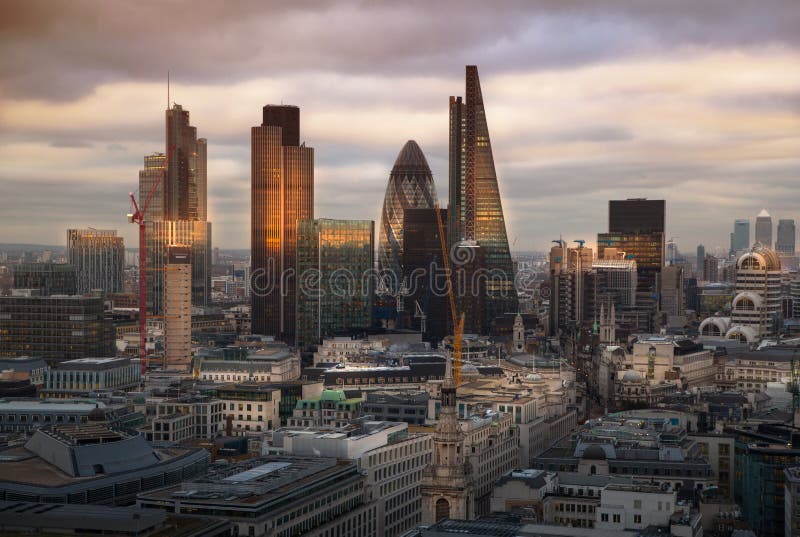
[41,357,140,398]
[596,484,676,531]
[727,245,783,342]
[216,383,281,435]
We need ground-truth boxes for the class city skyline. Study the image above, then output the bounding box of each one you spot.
[1,1,799,253]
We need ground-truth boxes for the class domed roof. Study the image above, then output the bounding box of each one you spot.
[87,405,106,421]
[621,369,643,382]
[583,445,608,460]
[737,246,780,271]
[392,140,431,171]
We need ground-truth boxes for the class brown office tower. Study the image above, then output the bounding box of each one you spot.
[164,246,191,370]
[251,105,314,342]
[448,66,516,333]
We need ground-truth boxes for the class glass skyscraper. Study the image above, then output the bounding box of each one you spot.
[251,105,314,342]
[730,219,750,255]
[447,65,517,332]
[755,209,772,248]
[67,228,125,294]
[378,140,437,281]
[776,219,795,255]
[295,219,374,349]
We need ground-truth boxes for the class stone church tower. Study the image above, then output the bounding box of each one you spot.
[421,353,474,523]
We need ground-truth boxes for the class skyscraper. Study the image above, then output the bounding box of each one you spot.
[378,140,437,280]
[696,244,705,279]
[755,209,772,248]
[776,219,796,256]
[67,228,125,294]
[139,104,212,315]
[447,65,516,332]
[730,219,750,255]
[251,105,314,341]
[295,219,373,349]
[12,263,77,296]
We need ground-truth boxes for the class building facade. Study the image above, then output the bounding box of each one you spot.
[448,65,517,333]
[12,263,77,296]
[40,357,140,398]
[730,219,750,255]
[295,219,374,349]
[163,246,191,369]
[777,218,796,256]
[727,245,782,342]
[755,209,773,248]
[251,105,314,343]
[67,229,124,294]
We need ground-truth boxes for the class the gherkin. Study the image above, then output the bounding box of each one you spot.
[378,140,437,281]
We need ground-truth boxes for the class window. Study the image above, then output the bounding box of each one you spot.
[634,515,642,524]
[613,514,621,523]
[601,514,609,522]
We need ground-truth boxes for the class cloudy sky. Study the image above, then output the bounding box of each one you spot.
[1,0,798,255]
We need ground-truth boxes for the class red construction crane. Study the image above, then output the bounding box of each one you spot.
[128,145,175,377]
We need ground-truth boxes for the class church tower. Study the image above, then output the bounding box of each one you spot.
[512,313,525,354]
[421,352,474,523]
[599,302,616,345]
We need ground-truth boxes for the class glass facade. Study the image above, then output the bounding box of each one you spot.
[378,140,437,280]
[66,229,125,294]
[448,66,517,332]
[597,231,664,294]
[12,263,77,296]
[295,219,374,349]
[251,105,314,342]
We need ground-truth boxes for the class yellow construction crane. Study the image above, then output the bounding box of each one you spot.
[434,203,465,386]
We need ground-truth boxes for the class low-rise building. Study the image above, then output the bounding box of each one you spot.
[596,484,676,531]
[287,389,363,428]
[40,357,141,399]
[216,383,281,435]
[195,343,300,383]
[0,398,137,433]
[363,389,429,425]
[722,346,795,392]
[137,456,378,537]
[0,356,48,385]
[142,395,224,443]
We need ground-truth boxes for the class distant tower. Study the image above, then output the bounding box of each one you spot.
[755,209,773,248]
[777,219,796,256]
[67,228,125,294]
[513,313,525,353]
[696,244,705,279]
[422,351,474,523]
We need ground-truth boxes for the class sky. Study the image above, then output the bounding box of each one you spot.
[1,0,799,256]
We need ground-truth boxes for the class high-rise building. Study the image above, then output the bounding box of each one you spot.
[139,105,212,315]
[163,247,192,370]
[378,140,437,281]
[755,209,773,248]
[776,219,796,256]
[703,255,719,282]
[66,229,125,294]
[402,208,450,344]
[659,265,685,318]
[251,105,314,342]
[608,199,665,233]
[12,263,77,296]
[0,291,114,364]
[295,219,373,349]
[730,219,750,255]
[728,245,782,342]
[696,244,705,279]
[548,243,594,335]
[447,65,516,333]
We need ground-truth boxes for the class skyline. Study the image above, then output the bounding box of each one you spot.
[1,1,799,253]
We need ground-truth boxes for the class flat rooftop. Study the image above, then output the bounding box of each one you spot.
[55,357,131,370]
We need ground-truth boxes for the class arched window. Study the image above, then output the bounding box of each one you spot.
[590,465,597,475]
[435,498,450,522]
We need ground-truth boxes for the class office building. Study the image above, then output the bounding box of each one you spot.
[592,257,638,308]
[39,357,140,399]
[251,104,314,343]
[0,399,138,434]
[215,383,281,435]
[402,208,450,343]
[548,243,594,335]
[448,65,517,332]
[12,262,77,295]
[195,344,301,383]
[702,255,719,282]
[608,199,666,234]
[755,209,773,248]
[67,228,124,294]
[660,265,685,318]
[287,389,363,428]
[696,245,705,279]
[137,456,378,537]
[363,390,429,425]
[777,218,796,255]
[378,140,437,280]
[139,104,213,315]
[730,219,750,255]
[0,423,208,505]
[142,394,225,442]
[295,219,374,349]
[0,291,114,364]
[727,245,782,341]
[163,246,192,369]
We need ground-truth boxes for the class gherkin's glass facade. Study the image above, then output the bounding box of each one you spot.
[448,66,517,332]
[295,219,374,349]
[378,140,437,280]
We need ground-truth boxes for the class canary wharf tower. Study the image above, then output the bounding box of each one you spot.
[448,66,517,331]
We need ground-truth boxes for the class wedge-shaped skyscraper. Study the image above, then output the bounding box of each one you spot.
[378,140,437,280]
[448,65,517,331]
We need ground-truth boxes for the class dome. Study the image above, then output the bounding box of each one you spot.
[699,316,731,337]
[621,369,643,382]
[525,373,543,381]
[737,246,780,271]
[583,445,608,460]
[725,325,758,343]
[87,405,106,421]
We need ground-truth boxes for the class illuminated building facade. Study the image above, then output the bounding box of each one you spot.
[66,228,124,294]
[378,140,437,280]
[164,246,192,370]
[295,219,373,349]
[251,105,314,342]
[448,65,517,332]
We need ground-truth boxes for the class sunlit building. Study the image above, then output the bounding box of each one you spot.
[251,105,314,343]
[295,219,374,349]
[163,246,192,370]
[727,244,782,342]
[448,65,517,333]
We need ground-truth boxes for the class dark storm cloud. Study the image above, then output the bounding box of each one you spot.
[2,0,799,101]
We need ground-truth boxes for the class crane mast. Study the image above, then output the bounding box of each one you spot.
[434,203,464,386]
